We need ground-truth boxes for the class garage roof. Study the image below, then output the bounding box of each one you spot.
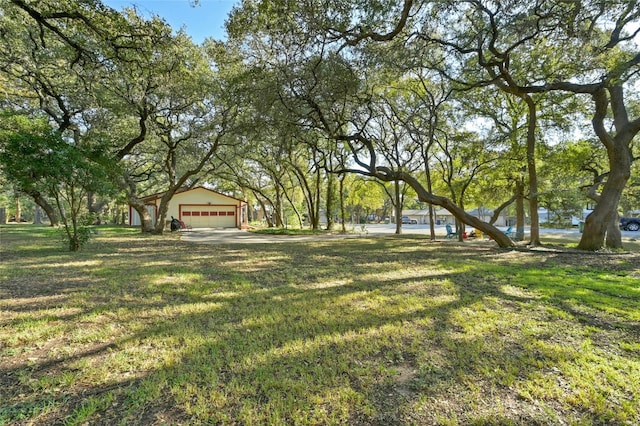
[140,186,246,204]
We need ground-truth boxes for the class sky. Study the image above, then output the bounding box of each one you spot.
[102,0,239,43]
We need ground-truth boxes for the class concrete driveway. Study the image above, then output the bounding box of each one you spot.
[179,227,367,244]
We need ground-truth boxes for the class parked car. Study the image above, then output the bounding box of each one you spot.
[401,216,418,224]
[620,217,640,231]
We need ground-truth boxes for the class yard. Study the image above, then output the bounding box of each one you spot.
[1,225,639,425]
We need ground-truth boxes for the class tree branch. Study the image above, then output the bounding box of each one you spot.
[340,0,414,47]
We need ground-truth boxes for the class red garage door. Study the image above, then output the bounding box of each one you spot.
[181,206,236,228]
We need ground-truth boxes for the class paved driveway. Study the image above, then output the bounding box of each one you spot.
[179,228,365,244]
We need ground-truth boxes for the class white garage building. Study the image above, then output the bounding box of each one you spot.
[129,186,248,229]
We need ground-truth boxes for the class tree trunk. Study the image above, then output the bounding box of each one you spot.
[523,95,541,246]
[339,174,347,233]
[394,179,402,234]
[325,170,335,231]
[313,167,322,230]
[424,161,436,241]
[456,202,464,242]
[34,205,42,224]
[281,184,304,228]
[128,197,154,233]
[381,169,515,248]
[27,190,59,226]
[490,194,516,225]
[256,195,274,227]
[153,193,174,235]
[119,173,154,232]
[274,188,284,227]
[606,215,622,248]
[87,192,107,224]
[14,192,21,223]
[515,178,525,241]
[578,87,634,250]
[291,166,317,229]
[578,161,629,250]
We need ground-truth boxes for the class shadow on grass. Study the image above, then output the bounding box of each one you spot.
[1,227,639,424]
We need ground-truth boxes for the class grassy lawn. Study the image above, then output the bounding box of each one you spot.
[1,225,639,425]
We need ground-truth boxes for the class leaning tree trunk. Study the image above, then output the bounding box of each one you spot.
[128,197,155,233]
[490,194,517,225]
[28,190,59,226]
[255,195,274,227]
[379,168,515,248]
[120,174,154,233]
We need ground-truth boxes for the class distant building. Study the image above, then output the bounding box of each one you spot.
[129,186,248,229]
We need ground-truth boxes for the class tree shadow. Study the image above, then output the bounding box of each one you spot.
[2,234,638,424]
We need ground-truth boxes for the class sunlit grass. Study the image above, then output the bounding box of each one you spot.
[1,225,638,425]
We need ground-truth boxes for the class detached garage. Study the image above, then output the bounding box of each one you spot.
[129,186,248,229]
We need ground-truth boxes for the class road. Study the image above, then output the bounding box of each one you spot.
[361,223,638,237]
[180,223,639,245]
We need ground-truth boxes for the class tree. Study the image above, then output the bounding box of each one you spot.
[359,92,425,234]
[225,3,516,247]
[0,1,158,232]
[432,124,502,239]
[415,0,640,249]
[401,74,452,240]
[268,0,638,250]
[0,113,60,226]
[130,33,237,234]
[1,1,240,235]
[212,39,358,231]
[0,114,113,250]
[343,176,387,225]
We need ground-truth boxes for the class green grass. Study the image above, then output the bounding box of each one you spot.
[1,224,639,425]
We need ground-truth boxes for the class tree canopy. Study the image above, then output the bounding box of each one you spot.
[1,0,639,250]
